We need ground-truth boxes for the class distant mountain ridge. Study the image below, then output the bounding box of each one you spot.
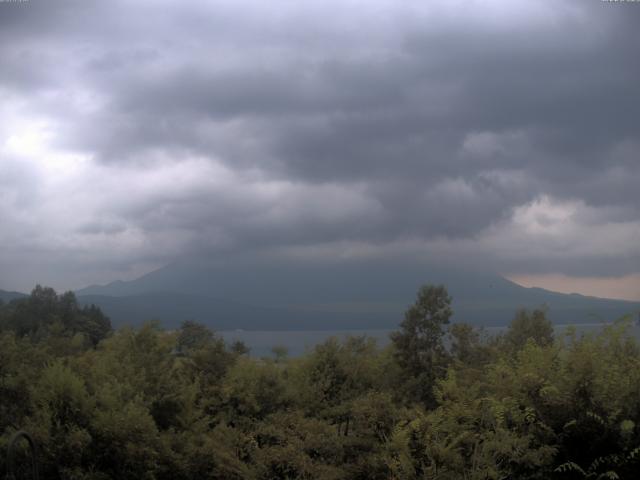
[0,289,27,303]
[75,261,640,330]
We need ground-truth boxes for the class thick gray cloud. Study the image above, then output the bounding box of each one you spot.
[0,0,638,294]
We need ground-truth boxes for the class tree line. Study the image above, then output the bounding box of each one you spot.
[0,285,639,479]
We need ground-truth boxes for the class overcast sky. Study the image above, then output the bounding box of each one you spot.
[0,0,639,299]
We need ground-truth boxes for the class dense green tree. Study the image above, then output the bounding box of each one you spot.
[503,307,554,353]
[296,336,385,431]
[223,358,291,420]
[0,286,111,346]
[79,304,112,347]
[177,320,215,353]
[448,322,496,367]
[2,284,639,479]
[390,284,453,407]
[230,340,251,356]
[251,411,345,480]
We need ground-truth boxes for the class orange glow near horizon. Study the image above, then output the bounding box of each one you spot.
[506,273,640,302]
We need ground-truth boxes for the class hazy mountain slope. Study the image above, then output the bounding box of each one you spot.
[0,289,27,303]
[77,293,392,330]
[79,260,531,304]
[77,261,640,329]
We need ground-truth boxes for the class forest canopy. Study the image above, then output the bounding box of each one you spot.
[1,285,639,479]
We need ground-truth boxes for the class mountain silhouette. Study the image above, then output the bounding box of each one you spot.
[76,260,640,330]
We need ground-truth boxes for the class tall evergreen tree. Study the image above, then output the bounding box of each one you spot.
[390,284,452,407]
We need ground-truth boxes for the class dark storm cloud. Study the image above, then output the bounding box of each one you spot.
[0,0,639,290]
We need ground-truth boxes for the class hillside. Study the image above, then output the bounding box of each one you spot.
[77,261,640,329]
[0,289,27,303]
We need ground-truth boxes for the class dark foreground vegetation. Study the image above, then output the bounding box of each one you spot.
[1,285,639,479]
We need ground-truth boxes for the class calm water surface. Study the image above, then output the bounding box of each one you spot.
[220,323,640,358]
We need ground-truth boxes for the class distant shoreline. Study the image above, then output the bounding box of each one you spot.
[218,322,640,357]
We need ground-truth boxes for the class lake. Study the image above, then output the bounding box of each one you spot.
[220,323,640,358]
